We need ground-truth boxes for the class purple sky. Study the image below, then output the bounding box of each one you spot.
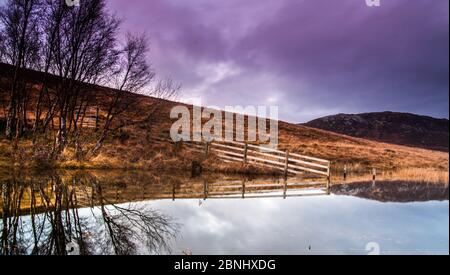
[107,0,449,123]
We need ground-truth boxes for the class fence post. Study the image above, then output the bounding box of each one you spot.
[243,143,248,164]
[174,141,179,156]
[205,141,210,156]
[326,161,331,190]
[343,164,347,181]
[203,180,208,200]
[284,150,290,177]
[172,184,176,201]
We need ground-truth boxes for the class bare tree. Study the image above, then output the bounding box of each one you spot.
[0,32,5,62]
[148,77,181,101]
[40,0,119,155]
[88,33,155,156]
[0,0,182,162]
[31,0,64,140]
[0,0,41,139]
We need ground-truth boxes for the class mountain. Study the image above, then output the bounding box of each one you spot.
[304,112,449,151]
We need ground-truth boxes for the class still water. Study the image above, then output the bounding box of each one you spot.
[0,170,448,255]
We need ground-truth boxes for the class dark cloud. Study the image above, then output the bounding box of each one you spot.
[108,0,449,122]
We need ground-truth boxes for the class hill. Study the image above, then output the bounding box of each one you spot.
[304,112,449,152]
[0,63,448,180]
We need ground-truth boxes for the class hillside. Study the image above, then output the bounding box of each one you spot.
[304,112,449,152]
[0,63,448,179]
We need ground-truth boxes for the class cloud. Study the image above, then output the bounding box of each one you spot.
[107,0,449,122]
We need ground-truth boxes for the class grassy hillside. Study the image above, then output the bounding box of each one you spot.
[0,63,448,181]
[304,112,449,152]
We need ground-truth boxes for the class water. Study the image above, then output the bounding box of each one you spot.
[0,170,448,255]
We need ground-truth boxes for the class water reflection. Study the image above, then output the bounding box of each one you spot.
[0,170,448,255]
[332,181,449,202]
[0,171,178,255]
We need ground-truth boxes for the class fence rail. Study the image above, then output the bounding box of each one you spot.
[182,140,331,178]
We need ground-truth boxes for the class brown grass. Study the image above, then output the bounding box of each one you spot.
[333,167,449,184]
[0,64,448,182]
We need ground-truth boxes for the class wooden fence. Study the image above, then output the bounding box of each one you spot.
[80,107,100,130]
[182,140,331,178]
[50,106,100,130]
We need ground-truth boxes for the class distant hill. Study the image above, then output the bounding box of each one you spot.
[304,112,449,151]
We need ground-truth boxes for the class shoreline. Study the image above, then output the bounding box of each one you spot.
[0,163,448,185]
[0,138,448,184]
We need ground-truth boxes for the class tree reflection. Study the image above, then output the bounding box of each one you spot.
[95,183,177,255]
[0,172,178,255]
